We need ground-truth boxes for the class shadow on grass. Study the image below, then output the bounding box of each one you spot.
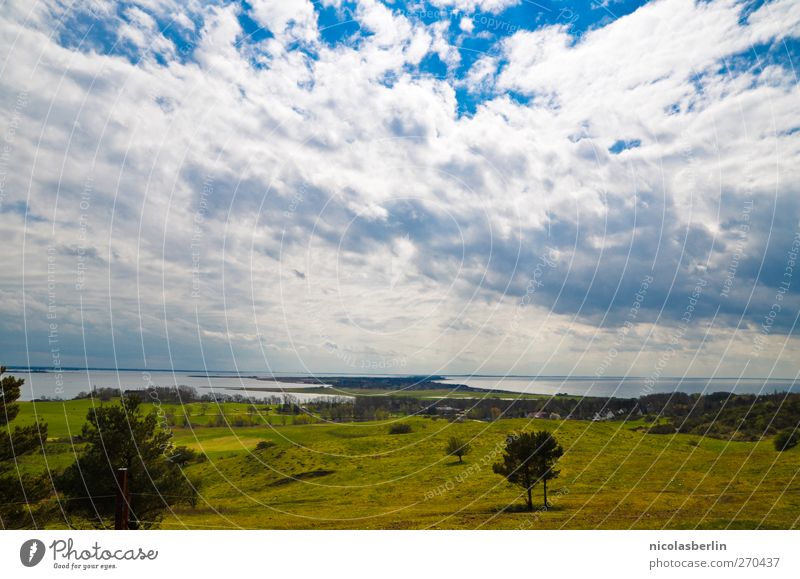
[492,502,566,514]
[269,469,335,486]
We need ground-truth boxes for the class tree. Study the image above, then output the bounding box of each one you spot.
[0,367,50,528]
[445,436,471,463]
[57,395,198,529]
[493,431,564,510]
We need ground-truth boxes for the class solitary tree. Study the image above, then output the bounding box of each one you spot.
[0,367,50,528]
[493,431,564,510]
[57,395,198,529]
[445,436,472,463]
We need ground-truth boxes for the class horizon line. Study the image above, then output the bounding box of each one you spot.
[5,366,798,382]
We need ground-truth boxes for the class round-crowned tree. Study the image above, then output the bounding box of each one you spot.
[445,436,472,463]
[493,430,564,511]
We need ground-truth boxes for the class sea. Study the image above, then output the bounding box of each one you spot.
[5,369,799,402]
[434,376,799,398]
[7,370,345,403]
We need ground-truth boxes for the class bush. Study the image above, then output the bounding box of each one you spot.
[774,428,799,451]
[388,423,412,434]
[648,424,677,435]
[232,416,250,427]
[293,414,314,425]
[168,446,199,466]
[255,440,276,451]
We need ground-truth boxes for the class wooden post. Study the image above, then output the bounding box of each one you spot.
[114,468,129,530]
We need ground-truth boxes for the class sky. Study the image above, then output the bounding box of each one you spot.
[0,0,798,378]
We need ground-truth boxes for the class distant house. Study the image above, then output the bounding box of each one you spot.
[526,411,551,419]
[592,410,616,421]
[433,406,467,422]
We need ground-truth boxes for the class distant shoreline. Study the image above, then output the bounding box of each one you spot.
[7,367,798,382]
[198,375,497,394]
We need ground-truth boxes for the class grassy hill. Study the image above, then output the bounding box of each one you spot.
[14,399,800,529]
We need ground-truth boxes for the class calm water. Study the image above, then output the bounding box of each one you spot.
[9,370,347,403]
[436,376,799,398]
[7,370,798,401]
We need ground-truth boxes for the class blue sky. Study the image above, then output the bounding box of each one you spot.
[0,0,799,377]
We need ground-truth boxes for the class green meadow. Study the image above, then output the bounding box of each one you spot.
[14,399,800,530]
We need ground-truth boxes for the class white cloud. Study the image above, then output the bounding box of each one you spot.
[428,0,521,14]
[0,0,798,377]
[745,0,800,43]
[249,0,319,43]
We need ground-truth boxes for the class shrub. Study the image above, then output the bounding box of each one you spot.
[648,424,677,435]
[293,414,313,425]
[255,440,276,451]
[168,446,199,466]
[774,428,799,451]
[388,423,412,434]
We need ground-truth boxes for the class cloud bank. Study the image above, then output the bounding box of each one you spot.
[0,0,798,378]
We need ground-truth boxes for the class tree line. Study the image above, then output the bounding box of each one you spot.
[639,392,800,440]
[68,384,800,442]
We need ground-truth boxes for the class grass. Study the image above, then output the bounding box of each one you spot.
[18,399,282,437]
[13,399,800,529]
